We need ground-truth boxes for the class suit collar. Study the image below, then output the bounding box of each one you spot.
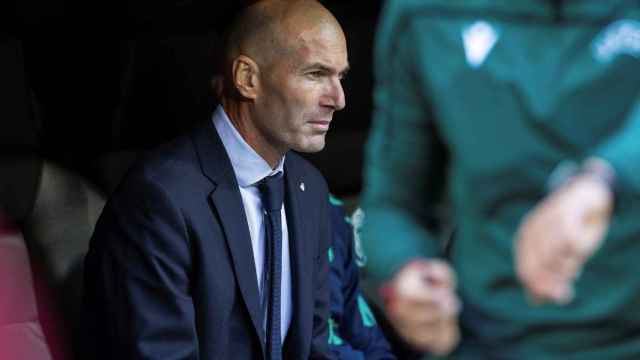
[191,115,237,187]
[211,105,285,187]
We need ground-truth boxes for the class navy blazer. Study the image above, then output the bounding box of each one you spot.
[83,120,333,359]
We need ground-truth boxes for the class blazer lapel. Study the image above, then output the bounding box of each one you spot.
[191,122,265,349]
[210,187,264,339]
[282,157,313,358]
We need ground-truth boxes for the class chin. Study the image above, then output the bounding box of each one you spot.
[292,139,326,153]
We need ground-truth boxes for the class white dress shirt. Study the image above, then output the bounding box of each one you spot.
[212,105,292,343]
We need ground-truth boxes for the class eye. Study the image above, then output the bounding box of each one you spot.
[306,71,325,79]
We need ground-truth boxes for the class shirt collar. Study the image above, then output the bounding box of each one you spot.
[212,105,285,187]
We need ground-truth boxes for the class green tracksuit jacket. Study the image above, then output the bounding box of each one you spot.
[362,1,640,358]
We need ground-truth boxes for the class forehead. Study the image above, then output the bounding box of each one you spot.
[288,22,348,70]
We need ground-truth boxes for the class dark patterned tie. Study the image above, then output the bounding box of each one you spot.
[258,173,284,360]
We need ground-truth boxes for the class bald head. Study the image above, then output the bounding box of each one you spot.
[224,0,344,70]
[218,0,348,166]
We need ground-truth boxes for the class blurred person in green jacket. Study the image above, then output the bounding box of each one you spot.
[361,0,640,358]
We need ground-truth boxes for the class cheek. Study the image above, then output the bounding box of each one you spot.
[293,85,322,112]
[270,78,321,126]
[282,88,314,117]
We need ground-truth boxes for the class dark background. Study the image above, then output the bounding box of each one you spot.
[2,0,383,198]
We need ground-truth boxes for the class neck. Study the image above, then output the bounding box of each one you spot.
[220,96,284,169]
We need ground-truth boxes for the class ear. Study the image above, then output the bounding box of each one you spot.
[231,55,260,99]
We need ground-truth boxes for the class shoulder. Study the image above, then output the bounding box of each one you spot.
[329,198,351,250]
[137,135,198,181]
[113,134,210,204]
[328,197,348,228]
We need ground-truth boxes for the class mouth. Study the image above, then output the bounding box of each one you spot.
[308,119,331,131]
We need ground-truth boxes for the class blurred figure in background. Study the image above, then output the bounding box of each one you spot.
[327,195,396,359]
[362,0,640,358]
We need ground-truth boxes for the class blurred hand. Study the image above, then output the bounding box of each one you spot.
[380,259,460,355]
[515,173,613,305]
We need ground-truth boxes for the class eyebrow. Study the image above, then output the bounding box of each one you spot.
[303,62,351,77]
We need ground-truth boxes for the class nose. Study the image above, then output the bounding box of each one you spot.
[322,77,346,111]
[334,80,346,111]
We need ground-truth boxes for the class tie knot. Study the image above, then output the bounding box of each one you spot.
[258,173,284,213]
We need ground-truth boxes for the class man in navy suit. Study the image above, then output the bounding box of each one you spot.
[82,1,349,359]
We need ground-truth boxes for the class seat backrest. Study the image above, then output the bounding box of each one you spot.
[1,153,107,359]
[0,213,53,360]
[22,159,106,359]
